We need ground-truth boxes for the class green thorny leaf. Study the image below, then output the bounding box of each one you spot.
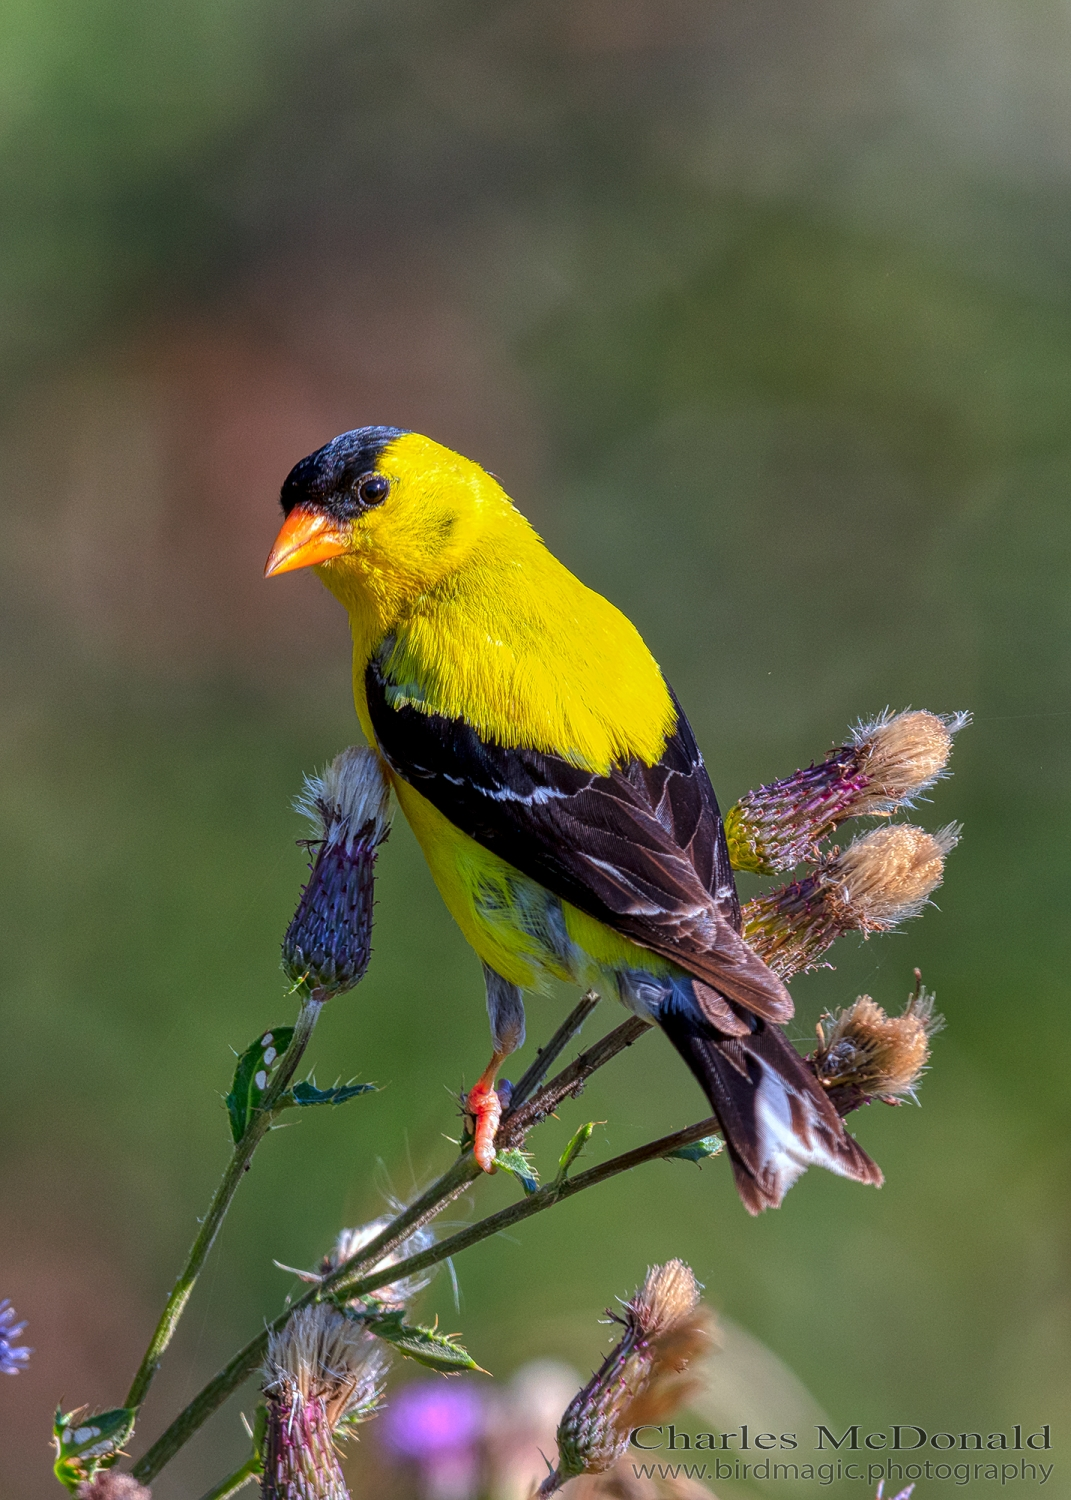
[362,1308,484,1373]
[278,1078,377,1108]
[494,1146,540,1194]
[556,1121,598,1181]
[225,1026,295,1144]
[664,1135,724,1164]
[53,1406,137,1492]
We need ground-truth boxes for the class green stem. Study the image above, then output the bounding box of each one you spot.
[133,1010,647,1475]
[131,1111,719,1482]
[196,1457,261,1500]
[332,1113,720,1299]
[506,991,600,1109]
[499,1015,650,1143]
[131,1145,482,1482]
[124,997,324,1412]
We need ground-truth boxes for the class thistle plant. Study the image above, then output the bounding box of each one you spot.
[260,1306,390,1500]
[725,709,969,875]
[47,708,966,1498]
[537,1261,713,1496]
[811,975,942,1110]
[743,822,961,979]
[282,748,393,1001]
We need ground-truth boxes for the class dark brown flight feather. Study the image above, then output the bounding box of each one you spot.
[365,658,792,1023]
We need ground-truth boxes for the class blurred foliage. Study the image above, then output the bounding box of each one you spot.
[1,3,1070,1498]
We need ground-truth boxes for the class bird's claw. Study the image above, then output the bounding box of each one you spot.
[465,1077,504,1172]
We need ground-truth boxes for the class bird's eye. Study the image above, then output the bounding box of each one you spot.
[355,473,390,507]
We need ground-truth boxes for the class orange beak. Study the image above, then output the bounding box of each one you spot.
[264,505,349,578]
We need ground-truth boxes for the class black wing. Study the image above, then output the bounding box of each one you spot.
[366,655,792,1022]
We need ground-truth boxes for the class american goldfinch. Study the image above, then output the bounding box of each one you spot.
[265,428,880,1212]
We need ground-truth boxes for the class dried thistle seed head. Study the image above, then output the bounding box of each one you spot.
[852,710,969,811]
[262,1305,389,1500]
[812,985,943,1110]
[625,1261,701,1343]
[74,1477,152,1500]
[743,822,959,980]
[827,823,960,930]
[321,1214,437,1309]
[540,1263,712,1496]
[264,1304,389,1431]
[725,708,968,876]
[295,746,393,851]
[283,747,392,1000]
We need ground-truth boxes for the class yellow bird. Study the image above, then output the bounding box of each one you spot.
[265,428,880,1212]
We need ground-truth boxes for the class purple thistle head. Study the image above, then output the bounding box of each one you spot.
[283,747,392,1001]
[725,709,968,876]
[261,1304,390,1500]
[538,1261,712,1497]
[0,1299,30,1375]
[380,1382,486,1500]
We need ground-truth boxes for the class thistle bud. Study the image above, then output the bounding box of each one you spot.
[725,710,969,875]
[74,1477,151,1500]
[0,1299,30,1375]
[261,1304,390,1500]
[743,823,960,979]
[538,1262,713,1496]
[282,747,392,1001]
[811,979,943,1114]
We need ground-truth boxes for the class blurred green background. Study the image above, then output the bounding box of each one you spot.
[1,2,1069,1496]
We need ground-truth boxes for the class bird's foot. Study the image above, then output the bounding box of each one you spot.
[464,1074,506,1172]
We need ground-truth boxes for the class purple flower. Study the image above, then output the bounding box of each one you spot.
[0,1300,30,1374]
[382,1383,487,1500]
[382,1381,485,1459]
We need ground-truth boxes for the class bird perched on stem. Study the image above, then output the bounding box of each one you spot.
[265,428,881,1212]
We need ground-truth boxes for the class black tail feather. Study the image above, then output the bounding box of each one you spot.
[658,995,883,1214]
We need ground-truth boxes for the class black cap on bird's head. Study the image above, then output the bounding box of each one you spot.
[267,426,409,576]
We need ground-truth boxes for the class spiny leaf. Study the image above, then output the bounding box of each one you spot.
[495,1146,540,1195]
[52,1406,137,1492]
[225,1027,294,1143]
[282,1079,377,1108]
[665,1135,724,1165]
[366,1309,482,1373]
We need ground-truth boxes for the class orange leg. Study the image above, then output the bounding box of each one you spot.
[464,1051,508,1172]
[466,966,527,1172]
